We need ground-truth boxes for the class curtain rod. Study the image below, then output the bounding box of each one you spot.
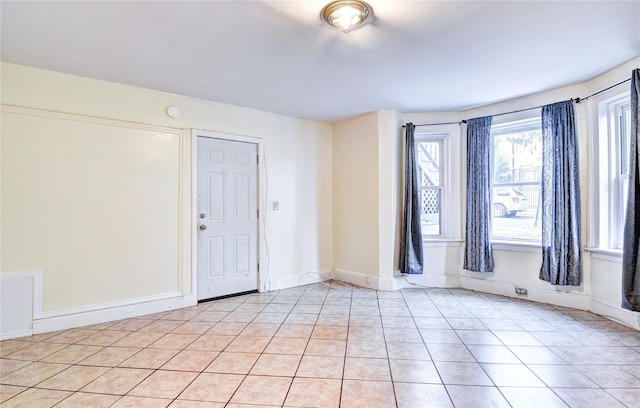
[573,77,631,103]
[403,76,632,127]
[402,120,465,127]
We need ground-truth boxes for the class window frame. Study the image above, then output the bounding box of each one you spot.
[415,134,445,237]
[413,124,461,243]
[489,111,543,244]
[590,88,631,252]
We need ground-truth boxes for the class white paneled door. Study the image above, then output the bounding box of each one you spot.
[197,136,258,300]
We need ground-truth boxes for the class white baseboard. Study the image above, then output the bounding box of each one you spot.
[589,299,640,330]
[381,275,406,291]
[332,269,379,290]
[331,269,403,291]
[402,274,461,289]
[2,330,34,341]
[7,268,636,339]
[264,270,332,292]
[2,269,199,339]
[266,269,415,292]
[459,276,591,310]
[33,292,197,334]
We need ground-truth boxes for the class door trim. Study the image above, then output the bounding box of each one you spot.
[191,129,264,297]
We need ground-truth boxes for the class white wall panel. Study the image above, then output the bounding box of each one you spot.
[1,108,184,311]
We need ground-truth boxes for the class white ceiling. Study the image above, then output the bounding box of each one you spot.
[1,1,639,123]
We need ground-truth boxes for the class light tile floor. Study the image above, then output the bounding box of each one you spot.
[1,283,640,407]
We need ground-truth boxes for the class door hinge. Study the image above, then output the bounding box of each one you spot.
[257,263,260,272]
[257,155,259,165]
[257,208,259,218]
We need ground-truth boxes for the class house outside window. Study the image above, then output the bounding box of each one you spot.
[490,115,543,242]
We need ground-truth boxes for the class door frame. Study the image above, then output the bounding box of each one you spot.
[191,129,265,298]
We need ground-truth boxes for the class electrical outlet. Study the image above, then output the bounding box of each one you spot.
[272,201,279,211]
[515,287,528,295]
[365,277,371,285]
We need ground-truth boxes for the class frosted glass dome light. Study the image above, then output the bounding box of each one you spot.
[321,0,372,34]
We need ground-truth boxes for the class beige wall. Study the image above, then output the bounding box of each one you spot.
[1,62,333,314]
[332,112,380,278]
[376,111,403,282]
[332,110,404,289]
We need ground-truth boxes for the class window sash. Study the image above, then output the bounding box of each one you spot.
[612,102,631,249]
[421,186,442,236]
[416,136,444,237]
[489,116,542,243]
[596,94,632,250]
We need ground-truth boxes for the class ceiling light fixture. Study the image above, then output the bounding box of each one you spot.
[321,0,372,34]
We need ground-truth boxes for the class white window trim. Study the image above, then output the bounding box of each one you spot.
[489,111,542,245]
[584,247,623,263]
[587,86,631,251]
[414,124,462,242]
[416,134,444,238]
[492,240,541,253]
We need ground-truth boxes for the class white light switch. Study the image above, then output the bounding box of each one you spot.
[272,201,279,211]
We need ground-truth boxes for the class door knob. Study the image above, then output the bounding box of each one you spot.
[199,225,207,231]
[199,213,206,219]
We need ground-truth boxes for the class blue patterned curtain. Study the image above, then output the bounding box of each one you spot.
[622,69,640,311]
[400,123,424,274]
[464,116,494,272]
[539,101,582,286]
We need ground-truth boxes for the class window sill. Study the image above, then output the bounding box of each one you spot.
[585,247,623,263]
[491,240,540,253]
[421,238,463,247]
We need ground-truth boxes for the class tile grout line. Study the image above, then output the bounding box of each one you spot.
[2,284,640,407]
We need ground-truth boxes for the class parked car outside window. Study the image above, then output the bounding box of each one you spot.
[493,187,528,217]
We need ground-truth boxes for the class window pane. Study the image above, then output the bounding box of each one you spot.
[416,139,442,236]
[421,187,441,235]
[417,141,440,185]
[619,103,631,176]
[491,126,542,241]
[615,103,631,248]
